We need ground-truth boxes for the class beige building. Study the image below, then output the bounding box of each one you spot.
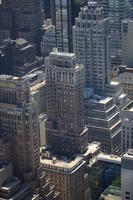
[45,49,88,156]
[0,75,40,179]
[0,75,60,200]
[41,155,88,200]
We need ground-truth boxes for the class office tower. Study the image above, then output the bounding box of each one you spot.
[45,49,88,156]
[73,2,111,91]
[54,0,73,52]
[41,19,56,60]
[121,101,133,152]
[41,154,87,200]
[43,0,51,19]
[84,92,121,154]
[96,0,131,65]
[0,0,43,54]
[0,38,43,76]
[0,75,60,199]
[121,149,133,200]
[118,66,133,100]
[0,75,40,178]
[51,0,87,52]
[122,19,133,67]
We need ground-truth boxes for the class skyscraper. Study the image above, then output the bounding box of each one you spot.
[0,38,43,76]
[50,0,87,52]
[96,0,131,65]
[73,2,111,91]
[45,49,88,156]
[43,0,51,19]
[0,75,40,178]
[85,93,121,154]
[0,0,44,54]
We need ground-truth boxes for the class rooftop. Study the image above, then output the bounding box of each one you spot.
[88,95,113,105]
[97,153,121,165]
[50,49,75,58]
[83,142,101,157]
[123,101,133,112]
[122,149,133,160]
[41,156,85,173]
[30,79,46,92]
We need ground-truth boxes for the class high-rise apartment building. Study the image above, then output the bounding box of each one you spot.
[73,2,111,90]
[0,75,40,179]
[121,101,133,152]
[45,49,88,156]
[121,149,133,200]
[122,19,133,67]
[96,0,131,65]
[0,0,43,54]
[84,92,121,154]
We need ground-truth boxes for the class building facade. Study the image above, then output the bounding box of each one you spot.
[118,66,133,100]
[0,38,43,76]
[122,19,133,67]
[121,101,133,152]
[45,49,88,156]
[0,75,40,178]
[73,2,111,90]
[41,19,56,60]
[0,0,44,54]
[41,155,87,200]
[50,0,87,52]
[84,93,121,155]
[96,0,131,65]
[121,149,133,200]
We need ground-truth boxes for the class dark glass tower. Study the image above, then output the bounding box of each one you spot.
[50,0,87,52]
[43,0,51,19]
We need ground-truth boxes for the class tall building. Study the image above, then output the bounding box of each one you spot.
[84,92,121,154]
[43,0,51,19]
[121,149,133,200]
[0,75,40,178]
[121,101,133,152]
[45,49,88,156]
[0,0,44,54]
[41,154,88,200]
[0,38,43,76]
[73,2,111,90]
[96,0,131,65]
[41,19,56,60]
[0,74,60,199]
[122,19,133,67]
[50,0,87,52]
